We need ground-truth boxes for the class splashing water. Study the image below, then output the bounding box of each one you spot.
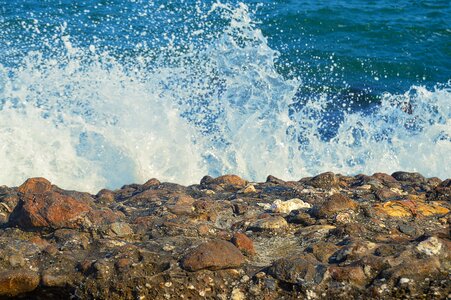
[0,2,450,192]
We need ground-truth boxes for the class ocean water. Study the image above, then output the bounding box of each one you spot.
[0,0,450,192]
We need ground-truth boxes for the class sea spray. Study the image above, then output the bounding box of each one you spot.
[0,1,450,192]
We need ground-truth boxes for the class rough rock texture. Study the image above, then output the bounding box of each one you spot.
[181,240,245,271]
[0,173,449,299]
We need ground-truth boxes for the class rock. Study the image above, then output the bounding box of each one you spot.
[374,244,404,257]
[231,288,246,300]
[381,256,441,282]
[181,240,245,271]
[54,229,90,250]
[167,195,195,216]
[287,211,316,226]
[391,171,426,183]
[41,269,71,287]
[430,179,451,200]
[11,185,91,229]
[374,188,401,201]
[96,189,115,204]
[329,265,368,287]
[248,216,288,232]
[207,175,248,190]
[372,173,397,184]
[373,200,449,218]
[238,185,257,194]
[17,177,52,195]
[312,194,358,218]
[0,270,40,297]
[266,175,286,185]
[268,255,327,285]
[231,232,256,256]
[416,236,442,256]
[305,242,340,263]
[336,211,354,224]
[0,173,449,299]
[308,172,339,189]
[142,178,161,189]
[398,223,418,237]
[270,198,311,214]
[330,241,376,263]
[108,222,133,238]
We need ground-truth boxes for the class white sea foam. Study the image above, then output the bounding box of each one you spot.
[0,3,450,192]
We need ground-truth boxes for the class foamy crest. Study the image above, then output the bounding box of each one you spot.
[0,2,450,192]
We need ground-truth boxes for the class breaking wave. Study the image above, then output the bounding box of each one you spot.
[0,2,449,192]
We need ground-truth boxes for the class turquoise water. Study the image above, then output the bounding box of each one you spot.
[0,0,450,191]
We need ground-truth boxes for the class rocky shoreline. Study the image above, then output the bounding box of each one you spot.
[0,172,449,299]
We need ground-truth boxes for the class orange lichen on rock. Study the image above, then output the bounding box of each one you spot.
[373,200,449,218]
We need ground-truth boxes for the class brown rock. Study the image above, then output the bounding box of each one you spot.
[231,233,256,256]
[96,189,115,203]
[374,188,401,201]
[212,175,247,187]
[329,265,368,287]
[107,222,133,237]
[372,173,397,183]
[305,242,340,263]
[167,196,195,216]
[380,256,441,282]
[0,270,40,297]
[202,175,248,191]
[41,269,71,287]
[308,172,339,189]
[181,240,245,271]
[313,194,358,218]
[142,178,161,189]
[17,177,52,195]
[11,190,91,230]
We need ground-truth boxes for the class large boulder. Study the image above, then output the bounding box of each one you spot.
[10,178,91,230]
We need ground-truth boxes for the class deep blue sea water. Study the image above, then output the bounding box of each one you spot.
[0,0,450,191]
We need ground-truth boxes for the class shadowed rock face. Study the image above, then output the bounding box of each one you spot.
[0,173,449,299]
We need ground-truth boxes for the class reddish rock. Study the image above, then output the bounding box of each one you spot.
[181,240,245,271]
[142,178,161,189]
[17,177,52,195]
[0,270,40,297]
[202,175,248,191]
[231,233,256,256]
[11,178,91,230]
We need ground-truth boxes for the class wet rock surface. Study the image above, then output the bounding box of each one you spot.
[0,172,449,299]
